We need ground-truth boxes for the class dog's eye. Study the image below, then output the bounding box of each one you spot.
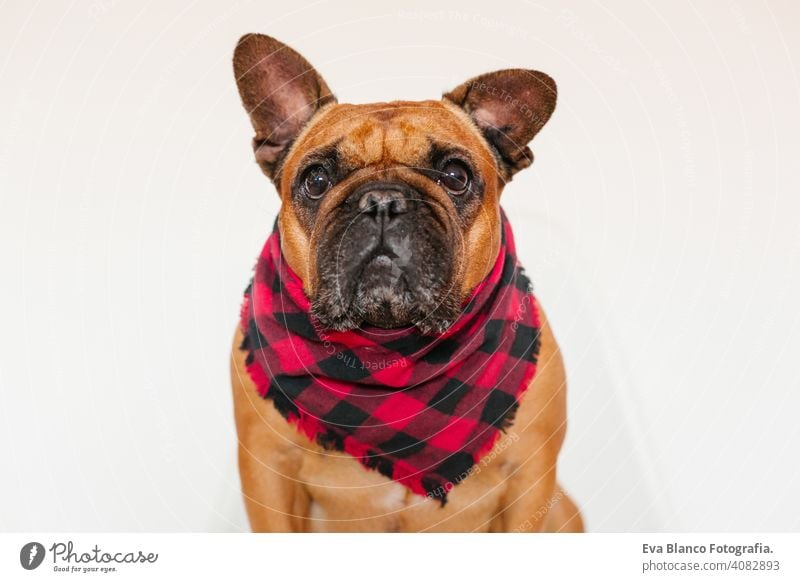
[438,160,471,194]
[301,165,332,199]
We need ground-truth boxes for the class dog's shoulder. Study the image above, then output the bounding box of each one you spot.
[502,299,568,463]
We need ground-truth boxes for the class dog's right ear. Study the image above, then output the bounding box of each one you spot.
[444,69,556,180]
[233,34,336,179]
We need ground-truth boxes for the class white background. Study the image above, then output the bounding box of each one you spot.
[1,0,799,532]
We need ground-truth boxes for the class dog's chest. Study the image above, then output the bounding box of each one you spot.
[297,448,509,532]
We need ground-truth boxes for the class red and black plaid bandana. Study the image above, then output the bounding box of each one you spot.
[239,211,540,503]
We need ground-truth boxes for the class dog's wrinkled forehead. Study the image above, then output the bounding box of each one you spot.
[233,34,556,188]
[278,100,495,193]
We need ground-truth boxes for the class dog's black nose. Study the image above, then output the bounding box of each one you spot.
[358,189,409,220]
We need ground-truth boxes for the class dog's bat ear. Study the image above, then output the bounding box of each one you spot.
[443,69,556,179]
[233,34,336,179]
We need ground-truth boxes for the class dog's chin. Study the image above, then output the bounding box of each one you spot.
[311,256,461,335]
[356,285,419,330]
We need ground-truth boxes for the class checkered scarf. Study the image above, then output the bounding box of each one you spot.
[239,211,541,503]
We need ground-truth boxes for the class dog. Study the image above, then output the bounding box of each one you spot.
[229,33,583,533]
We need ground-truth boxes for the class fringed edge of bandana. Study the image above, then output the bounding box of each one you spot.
[238,290,541,505]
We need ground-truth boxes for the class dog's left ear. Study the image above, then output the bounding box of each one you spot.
[444,69,557,179]
[233,33,336,179]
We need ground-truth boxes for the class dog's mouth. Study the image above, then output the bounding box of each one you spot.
[352,246,415,329]
[310,185,461,334]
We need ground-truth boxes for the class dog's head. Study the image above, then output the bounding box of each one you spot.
[233,34,556,334]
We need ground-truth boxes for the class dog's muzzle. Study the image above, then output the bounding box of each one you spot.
[311,180,458,332]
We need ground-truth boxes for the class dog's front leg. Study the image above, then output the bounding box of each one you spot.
[231,328,310,532]
[490,447,559,532]
[237,439,310,532]
[490,308,582,532]
[493,467,583,533]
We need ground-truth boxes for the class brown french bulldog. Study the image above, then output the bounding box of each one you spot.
[229,33,583,532]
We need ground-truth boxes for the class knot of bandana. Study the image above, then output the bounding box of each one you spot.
[239,210,541,503]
